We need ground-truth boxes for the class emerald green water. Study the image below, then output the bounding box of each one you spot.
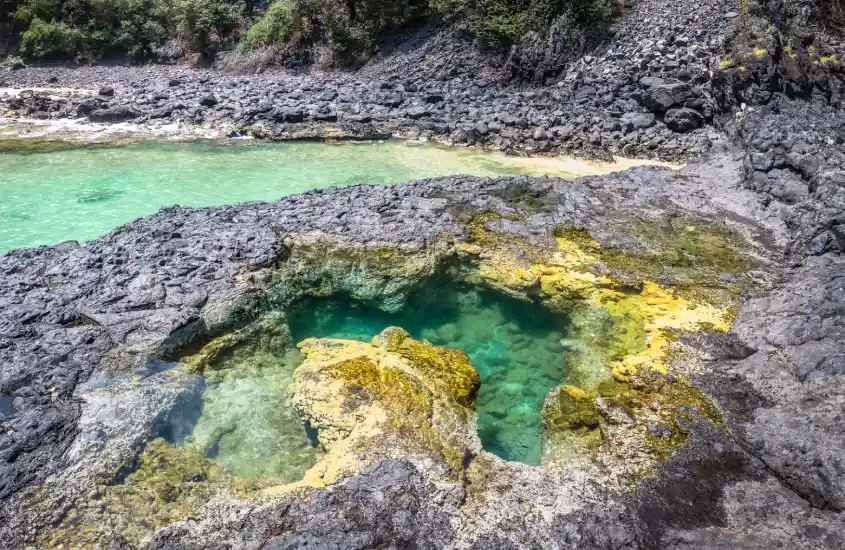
[290,284,570,464]
[0,139,547,253]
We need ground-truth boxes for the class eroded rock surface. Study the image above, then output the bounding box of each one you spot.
[0,142,842,547]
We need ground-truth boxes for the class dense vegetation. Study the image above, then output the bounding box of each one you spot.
[2,0,614,67]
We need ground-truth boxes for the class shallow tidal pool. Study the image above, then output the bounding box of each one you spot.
[162,283,570,477]
[290,284,571,465]
[0,138,589,252]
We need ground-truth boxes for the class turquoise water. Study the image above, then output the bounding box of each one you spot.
[0,139,546,252]
[290,284,570,464]
[176,348,323,482]
[164,284,569,477]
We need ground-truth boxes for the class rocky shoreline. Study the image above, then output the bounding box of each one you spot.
[2,0,845,547]
[0,0,747,161]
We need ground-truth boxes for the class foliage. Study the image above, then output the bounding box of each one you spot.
[232,0,427,67]
[19,17,81,57]
[12,0,242,59]
[174,0,243,55]
[8,0,615,66]
[240,0,298,48]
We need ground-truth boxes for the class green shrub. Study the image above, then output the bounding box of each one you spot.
[174,0,244,55]
[116,0,172,58]
[430,0,613,48]
[235,0,426,66]
[19,17,82,58]
[13,0,243,59]
[241,0,297,48]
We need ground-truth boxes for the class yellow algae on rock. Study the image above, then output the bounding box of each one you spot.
[456,215,755,464]
[181,311,292,374]
[35,439,244,549]
[468,224,737,386]
[292,327,481,474]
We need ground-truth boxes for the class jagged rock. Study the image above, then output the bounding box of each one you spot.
[642,83,695,112]
[149,106,173,119]
[621,112,656,130]
[1,0,845,545]
[0,156,841,548]
[270,107,304,123]
[664,107,703,132]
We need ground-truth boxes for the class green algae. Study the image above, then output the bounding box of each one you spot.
[174,312,322,482]
[180,347,323,481]
[544,385,602,432]
[295,327,481,472]
[169,211,755,479]
[182,311,292,375]
[454,212,754,464]
[553,216,754,304]
[0,136,93,154]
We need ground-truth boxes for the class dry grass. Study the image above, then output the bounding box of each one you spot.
[217,44,280,73]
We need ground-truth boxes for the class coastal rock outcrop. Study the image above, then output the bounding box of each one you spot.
[1,153,842,547]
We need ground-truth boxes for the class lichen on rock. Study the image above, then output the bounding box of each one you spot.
[34,439,236,548]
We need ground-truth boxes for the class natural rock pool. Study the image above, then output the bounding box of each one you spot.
[165,282,568,477]
[289,284,571,464]
[0,137,617,252]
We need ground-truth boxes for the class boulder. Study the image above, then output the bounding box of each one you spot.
[621,112,656,131]
[76,101,99,117]
[200,95,218,107]
[149,106,173,119]
[642,82,694,112]
[664,108,703,132]
[639,76,665,88]
[88,106,138,123]
[270,108,304,123]
[98,86,115,97]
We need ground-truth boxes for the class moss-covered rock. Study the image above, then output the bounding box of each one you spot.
[460,215,749,385]
[544,385,602,432]
[181,311,292,374]
[293,327,481,474]
[453,212,757,469]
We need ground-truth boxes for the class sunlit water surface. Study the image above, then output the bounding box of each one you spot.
[0,139,576,252]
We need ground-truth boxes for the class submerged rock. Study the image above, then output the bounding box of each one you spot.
[294,327,481,471]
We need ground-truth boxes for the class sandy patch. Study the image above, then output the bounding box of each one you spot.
[495,152,683,177]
